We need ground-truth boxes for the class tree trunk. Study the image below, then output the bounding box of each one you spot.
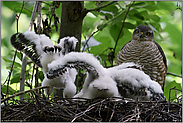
[55,1,86,97]
[59,1,86,51]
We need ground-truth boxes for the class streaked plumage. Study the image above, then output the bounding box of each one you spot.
[116,25,167,90]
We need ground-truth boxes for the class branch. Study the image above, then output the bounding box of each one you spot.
[5,51,17,95]
[1,86,49,103]
[87,1,116,12]
[71,99,106,122]
[34,2,42,95]
[167,72,182,78]
[113,1,134,57]
[28,1,39,31]
[49,2,56,27]
[5,1,26,97]
[175,2,182,11]
[20,1,40,100]
[37,1,42,34]
[82,2,134,52]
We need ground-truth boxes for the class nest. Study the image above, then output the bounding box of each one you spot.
[1,87,182,122]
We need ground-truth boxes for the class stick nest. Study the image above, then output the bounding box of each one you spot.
[1,92,182,122]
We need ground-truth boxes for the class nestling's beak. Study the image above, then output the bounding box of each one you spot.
[139,32,144,38]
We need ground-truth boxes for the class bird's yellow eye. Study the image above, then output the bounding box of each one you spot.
[146,32,150,36]
[135,29,139,33]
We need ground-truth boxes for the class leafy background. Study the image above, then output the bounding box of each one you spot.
[1,1,182,101]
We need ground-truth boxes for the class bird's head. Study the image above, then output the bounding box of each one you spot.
[132,25,154,42]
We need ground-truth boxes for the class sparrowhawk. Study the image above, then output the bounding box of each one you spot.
[47,52,164,100]
[116,25,167,90]
[10,31,78,97]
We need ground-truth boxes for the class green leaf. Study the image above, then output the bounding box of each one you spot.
[115,29,132,57]
[39,71,44,82]
[133,12,144,20]
[123,22,136,29]
[145,1,156,6]
[41,7,49,10]
[143,4,157,11]
[149,15,160,22]
[84,1,98,10]
[97,23,108,31]
[109,23,123,41]
[91,29,113,56]
[16,51,23,61]
[133,1,146,6]
[139,10,149,20]
[10,73,20,84]
[128,9,139,16]
[156,1,177,12]
[113,10,127,22]
[3,57,14,63]
[164,80,182,101]
[101,3,118,13]
[2,1,33,17]
[1,84,17,95]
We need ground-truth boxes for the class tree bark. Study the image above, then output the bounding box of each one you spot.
[59,1,86,51]
[55,1,86,97]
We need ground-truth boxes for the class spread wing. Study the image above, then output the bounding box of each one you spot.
[11,31,78,70]
[46,52,118,99]
[47,52,165,100]
[46,52,104,79]
[10,31,54,68]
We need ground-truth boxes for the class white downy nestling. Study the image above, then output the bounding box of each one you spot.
[10,31,78,98]
[47,52,164,100]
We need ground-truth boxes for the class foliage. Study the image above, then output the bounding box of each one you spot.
[1,1,182,101]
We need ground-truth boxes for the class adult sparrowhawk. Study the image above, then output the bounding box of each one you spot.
[116,25,167,90]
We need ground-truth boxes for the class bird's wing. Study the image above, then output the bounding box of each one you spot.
[154,41,167,70]
[154,41,167,90]
[47,52,105,79]
[10,31,54,68]
[47,52,110,99]
[58,36,78,55]
[110,63,165,101]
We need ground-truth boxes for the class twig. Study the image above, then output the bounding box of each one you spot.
[34,1,42,95]
[49,3,56,27]
[5,51,17,96]
[20,1,40,100]
[37,1,42,34]
[87,1,116,12]
[28,1,39,31]
[124,112,141,122]
[112,1,134,65]
[167,72,182,78]
[1,86,49,103]
[109,102,116,122]
[6,1,26,97]
[175,2,182,11]
[82,4,128,52]
[19,54,27,100]
[71,106,95,122]
[82,1,135,54]
[1,97,182,122]
[71,99,106,122]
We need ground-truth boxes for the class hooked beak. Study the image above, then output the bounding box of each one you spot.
[139,32,143,38]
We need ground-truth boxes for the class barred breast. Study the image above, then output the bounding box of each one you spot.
[116,40,167,89]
